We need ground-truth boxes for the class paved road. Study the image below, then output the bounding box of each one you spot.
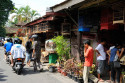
[0,47,77,83]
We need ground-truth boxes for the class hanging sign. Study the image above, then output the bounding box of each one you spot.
[78,16,90,32]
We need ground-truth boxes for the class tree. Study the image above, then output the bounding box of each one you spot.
[11,5,40,25]
[11,7,25,24]
[31,10,40,21]
[0,27,6,37]
[0,0,14,37]
[22,5,31,23]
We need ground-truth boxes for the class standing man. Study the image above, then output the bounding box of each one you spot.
[95,39,106,82]
[83,40,94,83]
[25,36,33,67]
[31,35,43,72]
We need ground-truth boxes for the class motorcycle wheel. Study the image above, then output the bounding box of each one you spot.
[16,69,22,75]
[16,65,22,75]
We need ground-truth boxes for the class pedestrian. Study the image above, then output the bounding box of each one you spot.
[83,40,94,83]
[107,44,123,83]
[95,39,106,82]
[25,36,33,67]
[31,35,43,72]
[106,43,115,81]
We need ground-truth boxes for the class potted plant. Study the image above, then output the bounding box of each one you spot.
[76,63,84,83]
[48,63,56,73]
[52,36,71,66]
[77,70,83,83]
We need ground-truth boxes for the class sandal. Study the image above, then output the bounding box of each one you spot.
[106,80,111,82]
[99,79,105,82]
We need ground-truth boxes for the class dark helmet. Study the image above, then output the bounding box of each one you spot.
[7,38,11,42]
[14,38,22,44]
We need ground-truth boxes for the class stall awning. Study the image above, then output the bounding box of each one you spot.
[79,0,105,10]
[29,16,54,26]
[51,0,85,12]
[24,16,54,27]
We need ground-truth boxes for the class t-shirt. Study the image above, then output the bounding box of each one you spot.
[84,46,94,67]
[25,41,32,53]
[110,48,118,62]
[4,42,13,52]
[95,44,106,60]
[32,41,41,57]
[109,46,115,50]
[11,44,26,59]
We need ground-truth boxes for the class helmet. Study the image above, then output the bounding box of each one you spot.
[14,38,22,44]
[31,34,38,41]
[7,38,11,42]
[31,34,38,38]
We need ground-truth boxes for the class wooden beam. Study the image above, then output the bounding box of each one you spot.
[79,0,105,9]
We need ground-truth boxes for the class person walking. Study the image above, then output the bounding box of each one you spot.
[31,35,43,72]
[25,36,33,67]
[107,44,123,83]
[83,40,94,83]
[95,39,106,82]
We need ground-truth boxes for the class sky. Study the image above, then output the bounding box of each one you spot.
[10,0,65,17]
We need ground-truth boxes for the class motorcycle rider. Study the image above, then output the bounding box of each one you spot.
[4,38,13,59]
[11,39,26,66]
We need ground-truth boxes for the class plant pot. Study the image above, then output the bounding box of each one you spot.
[72,75,78,82]
[67,73,72,79]
[63,72,67,76]
[73,76,78,82]
[58,69,61,73]
[77,78,83,83]
[49,66,56,73]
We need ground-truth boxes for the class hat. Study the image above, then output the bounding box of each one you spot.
[31,34,38,38]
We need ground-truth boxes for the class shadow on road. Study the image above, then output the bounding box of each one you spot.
[0,69,8,81]
[22,68,48,76]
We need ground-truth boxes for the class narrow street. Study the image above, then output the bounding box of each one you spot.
[0,47,77,83]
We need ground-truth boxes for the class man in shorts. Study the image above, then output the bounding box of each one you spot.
[25,36,33,67]
[95,39,106,82]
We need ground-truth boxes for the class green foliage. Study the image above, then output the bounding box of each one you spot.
[0,0,13,37]
[52,36,71,61]
[0,0,14,27]
[10,5,40,25]
[0,27,6,37]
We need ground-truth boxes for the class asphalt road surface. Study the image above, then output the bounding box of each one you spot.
[0,47,77,83]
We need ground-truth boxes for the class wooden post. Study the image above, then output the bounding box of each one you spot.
[77,31,82,62]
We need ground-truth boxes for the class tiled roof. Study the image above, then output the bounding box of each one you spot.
[5,27,20,34]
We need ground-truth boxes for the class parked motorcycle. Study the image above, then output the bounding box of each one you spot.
[6,52,11,65]
[12,58,24,75]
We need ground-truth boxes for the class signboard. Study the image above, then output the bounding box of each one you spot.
[78,16,90,32]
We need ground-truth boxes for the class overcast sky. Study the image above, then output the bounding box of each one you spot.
[11,0,65,16]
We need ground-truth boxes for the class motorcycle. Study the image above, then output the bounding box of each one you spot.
[12,58,24,75]
[6,52,11,65]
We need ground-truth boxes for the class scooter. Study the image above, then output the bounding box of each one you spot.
[6,52,11,65]
[12,58,24,75]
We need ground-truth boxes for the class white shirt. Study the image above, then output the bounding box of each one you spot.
[109,46,115,50]
[11,44,26,59]
[95,44,106,60]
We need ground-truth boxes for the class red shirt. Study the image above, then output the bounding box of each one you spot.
[84,46,94,67]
